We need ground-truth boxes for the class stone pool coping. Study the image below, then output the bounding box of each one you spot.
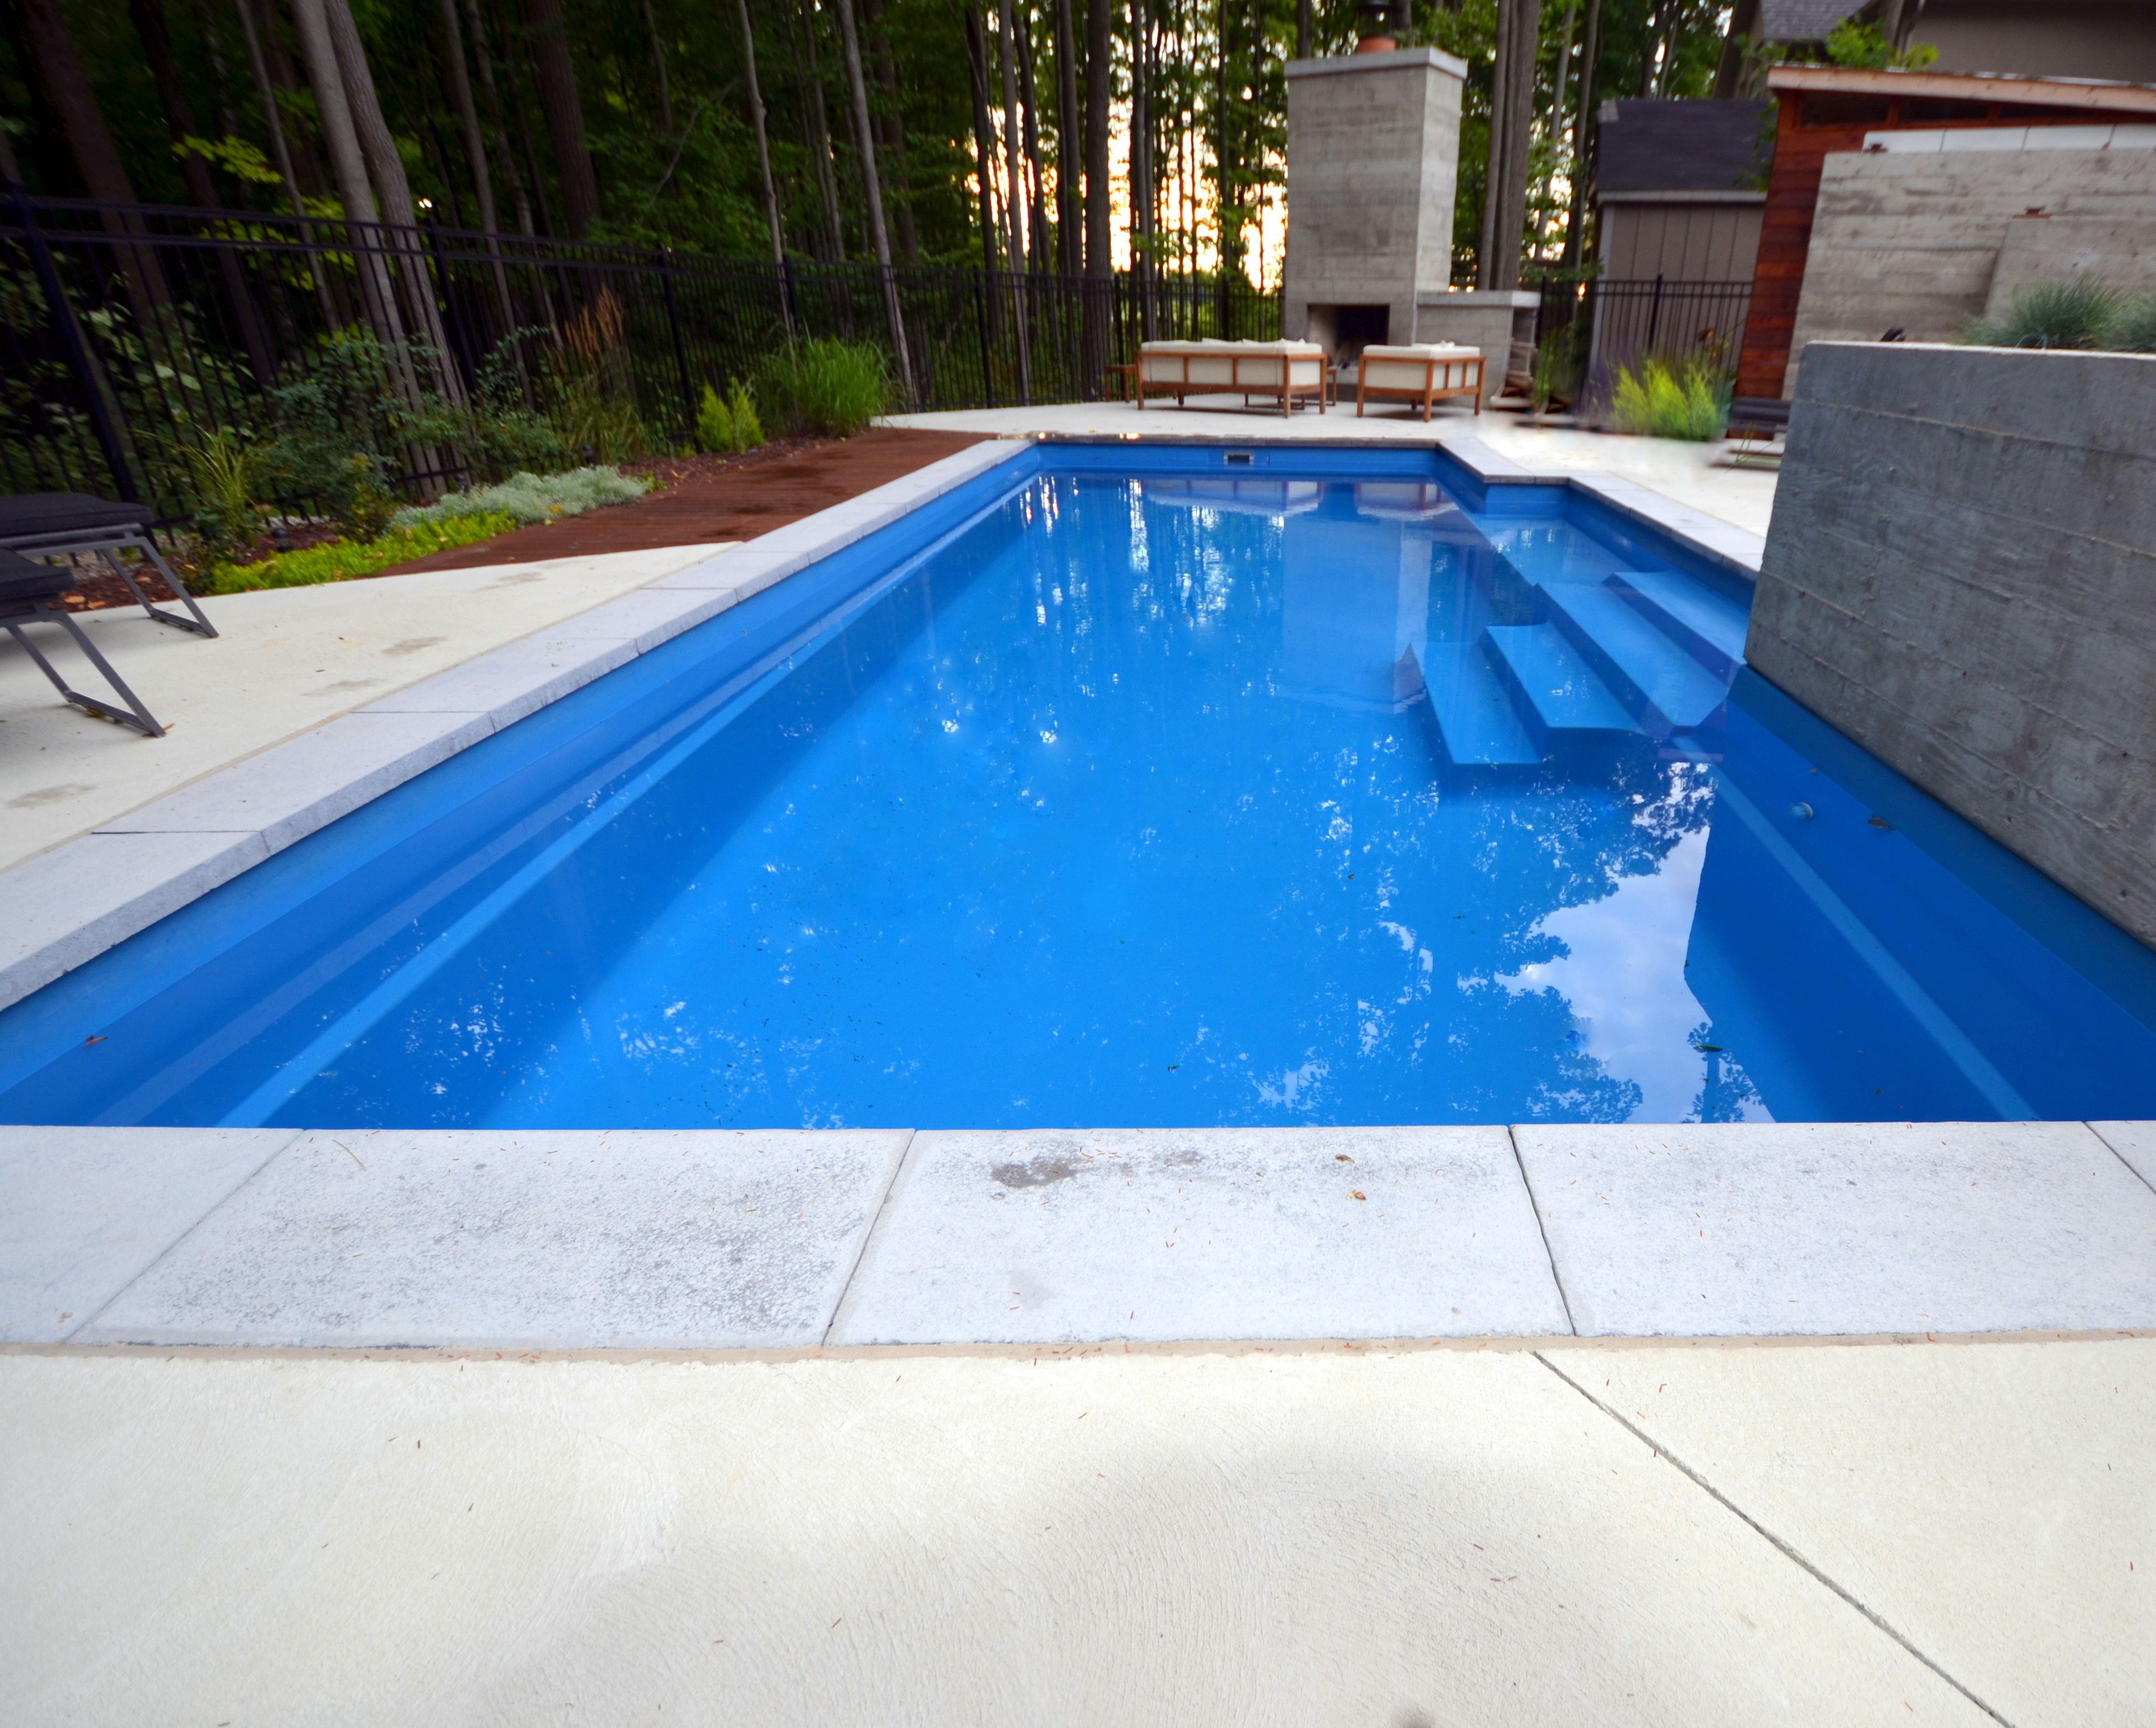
[3,435,2149,1351]
[0,432,1752,1011]
[5,1122,2154,1349]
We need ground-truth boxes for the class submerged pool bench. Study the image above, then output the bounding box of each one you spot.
[1134,340,1331,416]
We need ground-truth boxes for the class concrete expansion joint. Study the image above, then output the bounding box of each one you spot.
[1533,1350,2021,1728]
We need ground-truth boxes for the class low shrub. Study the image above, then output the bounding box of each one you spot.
[202,511,517,594]
[1960,280,2124,351]
[2111,295,2156,354]
[174,424,264,561]
[392,465,649,529]
[696,380,765,454]
[1604,356,1730,441]
[751,338,890,437]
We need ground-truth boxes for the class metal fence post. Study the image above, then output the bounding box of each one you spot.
[7,181,139,504]
[1647,274,1665,353]
[659,245,696,438]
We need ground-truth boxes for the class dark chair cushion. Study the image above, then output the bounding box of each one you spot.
[0,547,76,606]
[0,492,152,539]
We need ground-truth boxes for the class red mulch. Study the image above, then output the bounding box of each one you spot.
[53,429,990,611]
[385,428,989,575]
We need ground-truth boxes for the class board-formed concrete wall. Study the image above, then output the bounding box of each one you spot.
[1747,341,2156,948]
[1783,147,2156,394]
[1283,47,1464,351]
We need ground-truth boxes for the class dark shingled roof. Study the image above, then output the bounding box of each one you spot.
[1758,0,1867,42]
[1595,100,1777,196]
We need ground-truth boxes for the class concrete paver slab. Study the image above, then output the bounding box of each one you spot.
[0,828,270,1008]
[829,1126,1570,1344]
[0,544,730,874]
[96,708,496,854]
[80,1128,911,1349]
[359,631,641,726]
[1545,1337,2156,1728]
[1517,1120,2156,1335]
[0,1347,1991,1725]
[2093,1120,2156,1192]
[0,1125,298,1342]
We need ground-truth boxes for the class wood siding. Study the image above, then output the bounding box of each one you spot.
[1600,201,1764,282]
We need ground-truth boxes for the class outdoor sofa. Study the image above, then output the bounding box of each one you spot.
[0,491,217,638]
[1134,340,1331,415]
[1354,344,1485,419]
[0,548,165,737]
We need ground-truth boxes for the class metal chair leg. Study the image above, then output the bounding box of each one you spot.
[6,609,166,737]
[100,540,217,638]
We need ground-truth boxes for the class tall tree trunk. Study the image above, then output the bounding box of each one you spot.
[992,0,1032,395]
[640,0,674,136]
[1714,0,1760,99]
[518,0,600,239]
[1052,0,1081,276]
[439,0,515,340]
[735,0,788,284]
[1479,0,1541,294]
[290,0,414,375]
[233,0,341,325]
[1131,0,1155,335]
[325,0,462,399]
[832,0,914,404]
[796,0,847,261]
[964,6,1002,300]
[1560,0,1600,270]
[1012,3,1049,273]
[1542,0,1578,257]
[859,0,919,263]
[463,0,534,237]
[128,0,280,382]
[17,0,170,322]
[1084,0,1111,277]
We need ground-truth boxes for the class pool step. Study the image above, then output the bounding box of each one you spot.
[1538,581,1733,734]
[1606,567,1752,680]
[1482,624,1635,745]
[1413,641,1542,766]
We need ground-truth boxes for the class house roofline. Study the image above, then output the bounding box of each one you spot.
[1765,64,2156,116]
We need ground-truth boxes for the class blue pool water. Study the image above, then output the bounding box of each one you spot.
[4,444,2153,1128]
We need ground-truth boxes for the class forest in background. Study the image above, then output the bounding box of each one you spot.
[4,0,1750,294]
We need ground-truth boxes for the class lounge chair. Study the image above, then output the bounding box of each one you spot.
[0,492,217,638]
[1355,345,1485,419]
[0,549,166,737]
[1134,341,1330,416]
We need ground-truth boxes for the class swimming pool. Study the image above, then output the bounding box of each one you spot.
[4,443,2153,1129]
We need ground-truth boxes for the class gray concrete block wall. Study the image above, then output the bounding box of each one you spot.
[1283,48,1465,347]
[1746,342,2156,948]
[1785,149,2156,393]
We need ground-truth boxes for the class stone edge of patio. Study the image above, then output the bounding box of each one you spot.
[3,1121,2153,1351]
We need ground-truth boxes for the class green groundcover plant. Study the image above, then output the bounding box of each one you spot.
[392,465,649,529]
[203,512,516,594]
[1604,356,1731,441]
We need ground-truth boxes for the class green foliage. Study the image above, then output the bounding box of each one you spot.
[539,292,651,462]
[751,340,890,438]
[1606,356,1731,441]
[1823,21,1939,69]
[173,425,265,561]
[2110,295,2156,354]
[202,512,517,594]
[696,381,765,454]
[1960,280,2127,350]
[393,466,649,528]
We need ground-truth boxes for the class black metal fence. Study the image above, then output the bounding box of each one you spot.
[1532,274,1754,385]
[0,190,1281,520]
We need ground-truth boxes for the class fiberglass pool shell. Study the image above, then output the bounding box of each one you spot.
[3,443,2153,1131]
